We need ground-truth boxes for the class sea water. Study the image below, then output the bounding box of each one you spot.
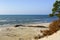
[0,15,57,25]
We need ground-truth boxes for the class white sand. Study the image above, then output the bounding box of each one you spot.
[0,23,54,40]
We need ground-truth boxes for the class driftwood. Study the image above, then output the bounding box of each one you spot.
[28,25,47,28]
[14,24,47,28]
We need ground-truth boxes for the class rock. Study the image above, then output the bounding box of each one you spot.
[14,24,24,27]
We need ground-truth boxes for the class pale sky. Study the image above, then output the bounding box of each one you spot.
[0,0,55,15]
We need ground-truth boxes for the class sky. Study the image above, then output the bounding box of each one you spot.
[0,0,55,15]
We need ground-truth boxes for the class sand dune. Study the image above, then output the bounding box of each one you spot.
[38,30,60,40]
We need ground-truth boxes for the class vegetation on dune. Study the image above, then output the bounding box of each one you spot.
[42,0,60,37]
[49,0,60,34]
[49,20,60,32]
[34,0,60,39]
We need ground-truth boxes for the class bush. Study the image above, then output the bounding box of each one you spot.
[49,20,60,33]
[40,20,60,38]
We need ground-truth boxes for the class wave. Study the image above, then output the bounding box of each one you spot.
[33,19,41,20]
[0,20,16,22]
[0,20,7,22]
[0,24,16,27]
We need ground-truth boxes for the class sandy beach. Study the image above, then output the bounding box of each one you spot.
[0,23,60,40]
[0,23,50,40]
[0,0,59,40]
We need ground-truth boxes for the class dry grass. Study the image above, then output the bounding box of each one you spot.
[41,30,52,36]
[35,20,60,39]
[49,20,60,33]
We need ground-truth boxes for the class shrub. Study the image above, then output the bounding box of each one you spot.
[40,20,60,38]
[49,20,60,33]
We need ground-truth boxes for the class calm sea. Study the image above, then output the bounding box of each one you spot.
[0,15,57,25]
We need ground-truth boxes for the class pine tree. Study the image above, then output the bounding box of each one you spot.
[49,0,60,19]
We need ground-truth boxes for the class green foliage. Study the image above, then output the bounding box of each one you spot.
[49,14,54,17]
[52,7,57,13]
[49,1,60,19]
[53,1,58,7]
[55,13,60,18]
[52,1,58,13]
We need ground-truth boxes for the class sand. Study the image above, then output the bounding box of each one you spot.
[1,23,59,40]
[38,30,60,40]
